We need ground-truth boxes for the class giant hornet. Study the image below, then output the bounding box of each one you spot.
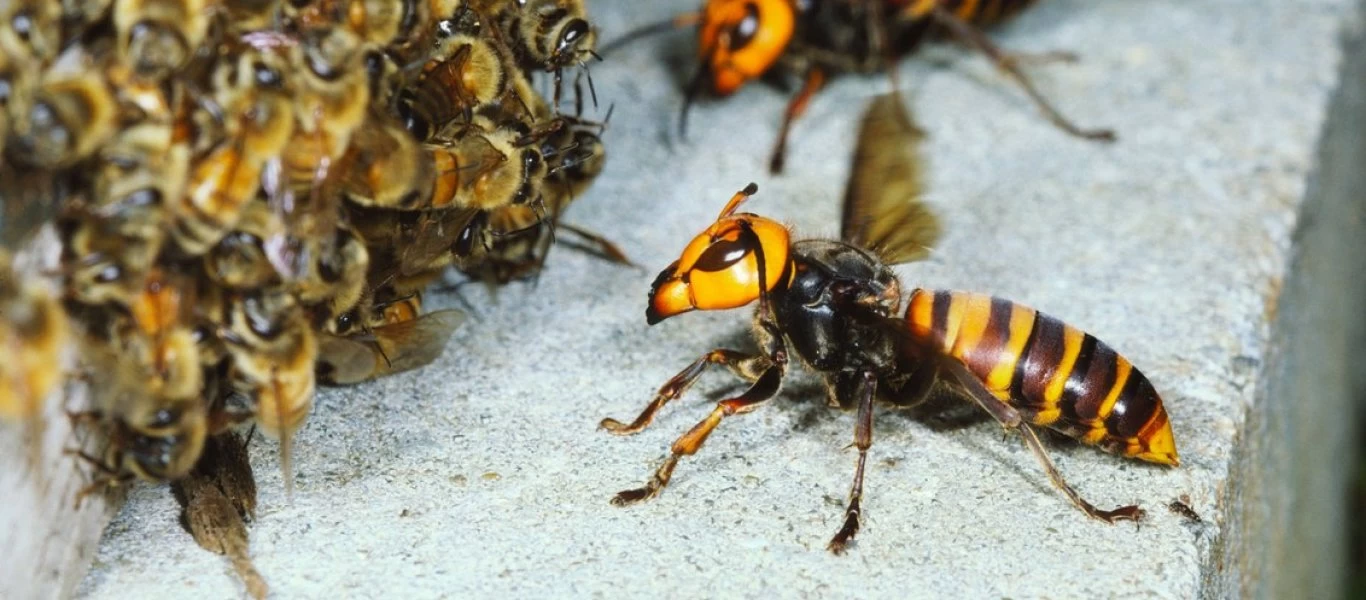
[607,0,1113,174]
[602,94,1176,553]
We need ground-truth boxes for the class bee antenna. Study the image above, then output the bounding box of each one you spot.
[581,62,599,110]
[550,148,595,175]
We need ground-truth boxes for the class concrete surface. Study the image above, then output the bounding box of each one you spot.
[0,230,122,600]
[1208,11,1366,599]
[71,1,1360,598]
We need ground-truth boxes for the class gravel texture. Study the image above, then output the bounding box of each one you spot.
[76,1,1357,597]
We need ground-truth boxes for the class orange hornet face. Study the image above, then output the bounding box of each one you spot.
[698,0,795,95]
[647,184,791,324]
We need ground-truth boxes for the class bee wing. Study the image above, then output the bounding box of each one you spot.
[0,165,63,250]
[371,309,467,375]
[315,333,384,385]
[317,309,467,385]
[396,208,480,276]
[840,93,942,266]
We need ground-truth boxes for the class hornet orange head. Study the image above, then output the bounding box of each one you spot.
[696,0,795,95]
[647,183,792,325]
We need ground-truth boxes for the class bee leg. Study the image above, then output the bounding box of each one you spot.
[67,451,131,508]
[64,408,103,430]
[828,370,877,555]
[937,358,1143,523]
[768,67,827,174]
[611,364,783,505]
[926,5,1116,142]
[600,350,768,434]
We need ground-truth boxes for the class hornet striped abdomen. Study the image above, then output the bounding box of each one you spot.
[906,290,1179,466]
[935,0,1039,26]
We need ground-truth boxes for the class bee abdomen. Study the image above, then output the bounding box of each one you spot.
[905,289,1178,465]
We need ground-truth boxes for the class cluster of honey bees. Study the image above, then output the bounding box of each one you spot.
[0,0,614,588]
[3,0,1202,594]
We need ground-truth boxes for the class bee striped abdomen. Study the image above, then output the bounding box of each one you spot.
[906,289,1178,466]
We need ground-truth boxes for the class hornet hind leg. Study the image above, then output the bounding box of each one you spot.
[926,5,1116,142]
[938,357,1143,523]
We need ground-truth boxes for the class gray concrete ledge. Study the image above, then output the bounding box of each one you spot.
[59,0,1363,598]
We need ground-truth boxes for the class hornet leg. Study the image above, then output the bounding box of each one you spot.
[611,364,783,505]
[928,5,1116,142]
[601,350,770,435]
[828,369,878,554]
[938,358,1143,523]
[768,67,827,174]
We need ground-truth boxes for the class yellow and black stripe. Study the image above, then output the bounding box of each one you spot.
[905,290,1178,466]
[902,0,1039,26]
[949,0,1038,26]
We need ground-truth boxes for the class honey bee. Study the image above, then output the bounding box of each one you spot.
[468,111,629,283]
[6,57,119,168]
[399,27,511,135]
[436,116,548,212]
[610,0,1112,173]
[347,204,480,293]
[217,288,317,496]
[0,250,69,422]
[73,270,210,498]
[285,27,371,189]
[316,291,465,385]
[57,208,165,308]
[203,199,286,290]
[112,0,211,80]
[0,0,63,65]
[287,223,372,329]
[291,0,432,52]
[336,110,437,209]
[0,1,62,160]
[487,0,598,110]
[173,46,296,255]
[603,95,1174,553]
[343,112,545,218]
[91,68,190,243]
[124,269,206,411]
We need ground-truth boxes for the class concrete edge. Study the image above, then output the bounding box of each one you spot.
[1208,3,1366,597]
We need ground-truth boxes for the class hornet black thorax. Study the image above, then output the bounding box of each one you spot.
[771,239,902,378]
